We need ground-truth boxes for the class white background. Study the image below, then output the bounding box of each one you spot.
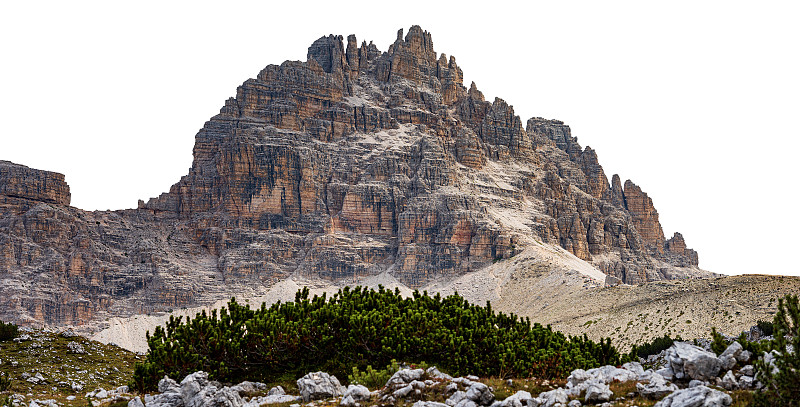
[2,1,798,276]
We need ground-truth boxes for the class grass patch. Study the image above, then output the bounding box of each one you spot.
[480,377,565,402]
[0,329,138,406]
[608,380,657,406]
[729,390,754,407]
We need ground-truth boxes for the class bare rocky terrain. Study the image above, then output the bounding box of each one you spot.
[90,241,799,354]
[0,26,717,335]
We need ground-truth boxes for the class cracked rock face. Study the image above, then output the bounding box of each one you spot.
[664,342,723,382]
[297,372,345,402]
[653,385,732,407]
[0,161,70,206]
[1,25,710,329]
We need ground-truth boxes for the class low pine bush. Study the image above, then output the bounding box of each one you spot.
[0,321,18,342]
[0,372,11,392]
[348,360,401,389]
[131,287,622,391]
[710,327,728,355]
[753,294,800,406]
[756,319,774,336]
[625,334,682,361]
[735,331,765,355]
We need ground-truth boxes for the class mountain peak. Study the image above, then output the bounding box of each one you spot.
[0,26,707,328]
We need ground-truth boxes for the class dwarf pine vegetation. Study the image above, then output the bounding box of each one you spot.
[131,286,623,391]
[752,294,800,406]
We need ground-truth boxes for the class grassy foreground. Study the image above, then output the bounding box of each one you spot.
[0,329,138,406]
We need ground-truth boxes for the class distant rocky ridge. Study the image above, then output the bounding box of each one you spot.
[0,161,70,205]
[0,26,708,329]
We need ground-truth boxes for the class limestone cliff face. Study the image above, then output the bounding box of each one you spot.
[0,161,70,205]
[621,180,665,251]
[0,26,707,328]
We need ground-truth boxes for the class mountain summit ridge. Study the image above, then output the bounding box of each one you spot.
[0,26,707,328]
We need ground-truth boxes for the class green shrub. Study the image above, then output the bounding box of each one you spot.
[348,359,401,389]
[131,287,622,391]
[735,331,765,356]
[753,294,800,406]
[757,320,775,336]
[0,321,18,342]
[710,327,728,355]
[625,334,682,361]
[0,372,10,392]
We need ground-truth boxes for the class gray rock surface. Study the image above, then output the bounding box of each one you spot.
[494,391,531,407]
[446,391,467,407]
[531,388,568,407]
[737,350,752,363]
[636,373,678,399]
[465,382,494,406]
[622,362,648,380]
[244,394,298,406]
[653,385,732,407]
[738,374,755,389]
[209,387,244,407]
[414,402,450,407]
[181,371,217,407]
[140,372,299,407]
[387,369,425,388]
[426,367,453,381]
[738,364,754,377]
[720,370,738,390]
[340,384,371,407]
[145,376,184,407]
[296,371,345,402]
[565,364,639,397]
[665,342,722,381]
[393,385,414,399]
[763,350,780,374]
[66,342,86,354]
[718,342,742,370]
[229,381,266,396]
[583,380,611,403]
[655,367,674,381]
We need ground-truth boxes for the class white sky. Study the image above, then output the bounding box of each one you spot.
[1,1,798,277]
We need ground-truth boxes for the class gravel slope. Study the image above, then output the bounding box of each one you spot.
[91,241,799,353]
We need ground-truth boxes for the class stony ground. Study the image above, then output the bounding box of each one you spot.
[0,326,768,407]
[0,329,139,406]
[521,274,800,349]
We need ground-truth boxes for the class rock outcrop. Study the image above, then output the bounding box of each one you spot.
[653,386,732,407]
[296,372,345,402]
[0,25,709,329]
[663,342,723,381]
[666,232,700,266]
[0,161,70,205]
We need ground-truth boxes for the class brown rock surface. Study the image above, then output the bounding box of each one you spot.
[622,179,666,251]
[0,161,70,205]
[666,232,700,266]
[0,26,710,329]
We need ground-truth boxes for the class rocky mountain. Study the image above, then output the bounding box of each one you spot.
[0,26,709,330]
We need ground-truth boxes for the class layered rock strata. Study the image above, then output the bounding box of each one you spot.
[0,161,70,205]
[0,26,706,328]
